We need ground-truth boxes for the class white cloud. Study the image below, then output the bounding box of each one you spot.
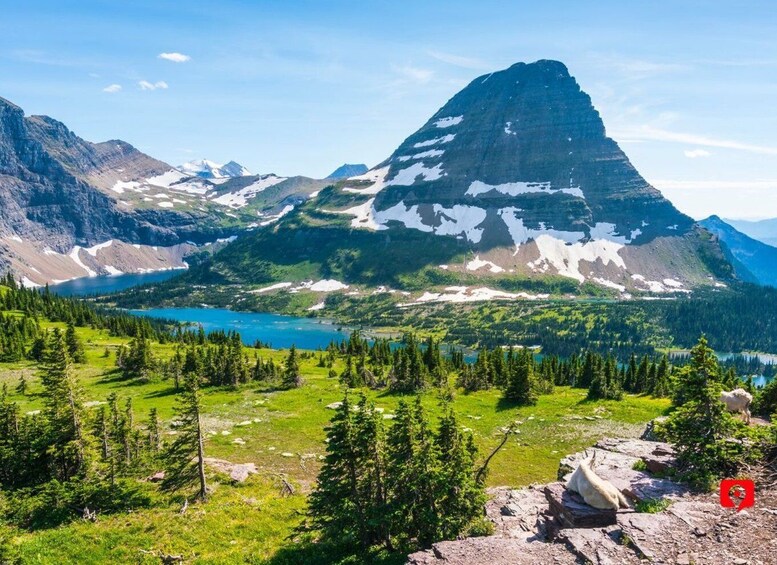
[427,50,492,70]
[139,80,169,91]
[391,64,433,84]
[158,52,191,63]
[683,148,711,158]
[651,179,777,219]
[589,54,689,79]
[102,84,122,93]
[611,125,777,156]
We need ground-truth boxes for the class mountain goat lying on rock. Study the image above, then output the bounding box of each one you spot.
[720,388,752,424]
[566,452,630,510]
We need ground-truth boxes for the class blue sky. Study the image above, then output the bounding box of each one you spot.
[2,0,776,219]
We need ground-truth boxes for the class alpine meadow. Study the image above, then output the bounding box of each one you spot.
[1,2,777,564]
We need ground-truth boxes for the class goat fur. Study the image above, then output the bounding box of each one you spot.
[720,388,753,424]
[566,451,630,510]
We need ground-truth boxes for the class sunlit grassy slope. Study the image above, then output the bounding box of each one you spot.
[0,323,669,563]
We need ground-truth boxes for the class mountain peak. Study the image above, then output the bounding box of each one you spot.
[361,58,691,251]
[178,158,251,179]
[327,163,368,180]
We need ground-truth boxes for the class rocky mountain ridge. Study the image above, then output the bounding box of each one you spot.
[0,96,328,285]
[177,158,252,180]
[699,215,777,287]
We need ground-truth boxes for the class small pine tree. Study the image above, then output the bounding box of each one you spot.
[162,374,208,500]
[147,407,161,454]
[502,349,537,405]
[65,323,86,364]
[282,345,302,389]
[15,374,27,396]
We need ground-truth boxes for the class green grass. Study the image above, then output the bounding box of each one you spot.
[635,497,673,514]
[0,323,670,563]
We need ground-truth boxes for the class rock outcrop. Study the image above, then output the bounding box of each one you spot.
[407,437,776,565]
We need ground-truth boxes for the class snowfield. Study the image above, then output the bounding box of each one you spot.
[434,115,463,128]
[399,286,548,307]
[466,180,584,199]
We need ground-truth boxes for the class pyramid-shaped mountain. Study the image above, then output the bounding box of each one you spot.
[356,60,693,250]
[188,60,733,293]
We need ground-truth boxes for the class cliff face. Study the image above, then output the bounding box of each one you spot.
[370,60,693,250]
[0,96,225,253]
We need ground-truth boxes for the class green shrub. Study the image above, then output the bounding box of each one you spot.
[4,478,156,530]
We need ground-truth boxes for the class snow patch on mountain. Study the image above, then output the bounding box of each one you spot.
[178,159,251,179]
[386,162,445,185]
[589,222,630,244]
[342,166,390,195]
[467,180,584,199]
[212,175,286,208]
[258,204,295,226]
[146,169,188,188]
[499,208,585,245]
[85,240,114,256]
[373,202,432,232]
[434,115,463,128]
[68,247,97,277]
[466,256,504,273]
[432,204,487,243]
[397,149,445,162]
[399,286,548,307]
[528,235,625,283]
[413,134,456,148]
[592,277,626,292]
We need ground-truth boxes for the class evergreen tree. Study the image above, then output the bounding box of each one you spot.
[40,329,94,480]
[163,374,208,499]
[147,407,161,454]
[65,323,86,364]
[652,355,671,397]
[502,349,537,405]
[306,395,366,545]
[434,405,484,540]
[282,345,302,389]
[15,373,27,396]
[664,336,746,488]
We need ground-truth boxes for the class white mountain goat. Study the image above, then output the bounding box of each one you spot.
[720,388,753,424]
[566,451,630,510]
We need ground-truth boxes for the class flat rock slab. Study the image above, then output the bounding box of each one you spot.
[488,486,551,541]
[595,437,676,474]
[560,447,687,504]
[617,511,688,560]
[544,482,618,528]
[407,537,576,565]
[558,527,641,565]
[558,447,639,481]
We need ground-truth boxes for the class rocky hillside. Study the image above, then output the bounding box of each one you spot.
[700,215,777,287]
[0,96,328,285]
[185,60,733,297]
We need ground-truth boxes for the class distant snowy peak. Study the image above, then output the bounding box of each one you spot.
[327,163,368,180]
[177,159,252,179]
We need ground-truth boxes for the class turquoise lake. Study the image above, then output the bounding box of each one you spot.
[49,270,182,297]
[130,308,349,350]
